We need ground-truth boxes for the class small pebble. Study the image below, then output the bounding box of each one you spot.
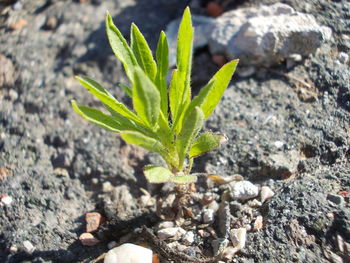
[158,221,175,229]
[327,194,344,205]
[79,233,100,246]
[230,181,259,201]
[260,186,275,203]
[202,208,215,224]
[208,200,219,213]
[229,228,247,249]
[85,212,103,233]
[206,2,224,17]
[157,227,186,240]
[9,245,18,253]
[44,16,58,30]
[10,18,28,30]
[253,215,263,231]
[247,199,262,207]
[182,231,195,245]
[1,194,13,206]
[53,168,69,177]
[8,89,18,101]
[274,141,284,149]
[211,238,229,256]
[23,240,35,254]
[337,52,349,64]
[104,243,152,263]
[102,181,113,192]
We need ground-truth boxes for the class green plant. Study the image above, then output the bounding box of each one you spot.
[72,7,238,186]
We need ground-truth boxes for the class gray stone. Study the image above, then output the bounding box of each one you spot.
[327,194,344,205]
[202,208,215,224]
[211,238,229,256]
[208,3,331,66]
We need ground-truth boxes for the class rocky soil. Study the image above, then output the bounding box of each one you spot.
[0,0,349,262]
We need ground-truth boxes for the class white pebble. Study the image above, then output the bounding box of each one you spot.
[207,200,220,213]
[274,141,284,149]
[182,231,195,245]
[104,243,152,263]
[23,240,35,254]
[1,195,13,206]
[158,221,174,229]
[102,181,113,192]
[229,181,259,201]
[260,186,275,203]
[157,227,186,240]
[229,228,247,249]
[202,208,215,224]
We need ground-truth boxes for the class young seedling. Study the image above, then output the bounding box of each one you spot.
[72,7,238,203]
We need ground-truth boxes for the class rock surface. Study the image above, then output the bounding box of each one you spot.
[208,3,331,66]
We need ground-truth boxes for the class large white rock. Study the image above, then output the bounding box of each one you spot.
[104,243,152,263]
[208,3,331,66]
[229,181,259,201]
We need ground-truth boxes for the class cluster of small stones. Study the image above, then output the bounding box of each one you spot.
[156,177,275,260]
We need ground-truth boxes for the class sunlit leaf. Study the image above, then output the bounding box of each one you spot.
[131,23,157,81]
[121,131,165,155]
[76,76,141,124]
[155,31,169,115]
[133,67,160,128]
[106,12,137,82]
[189,132,227,158]
[143,165,173,183]
[176,107,204,167]
[170,174,197,184]
[71,100,121,132]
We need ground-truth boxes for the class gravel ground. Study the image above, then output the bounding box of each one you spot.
[0,0,349,262]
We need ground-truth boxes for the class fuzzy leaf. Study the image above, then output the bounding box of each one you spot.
[106,12,137,81]
[176,107,204,166]
[76,76,141,124]
[131,23,157,81]
[190,60,238,120]
[71,100,121,132]
[144,165,173,183]
[121,131,165,155]
[155,31,169,115]
[189,132,227,158]
[176,7,193,112]
[169,69,179,121]
[133,68,161,128]
[170,174,197,184]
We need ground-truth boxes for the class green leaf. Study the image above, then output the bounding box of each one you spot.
[133,67,160,128]
[76,76,141,124]
[71,100,121,132]
[130,23,157,81]
[189,132,227,158]
[118,83,132,97]
[170,174,197,184]
[189,60,239,120]
[106,12,137,81]
[176,7,193,111]
[169,69,179,121]
[143,165,173,183]
[176,106,204,167]
[155,31,169,115]
[121,131,166,155]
